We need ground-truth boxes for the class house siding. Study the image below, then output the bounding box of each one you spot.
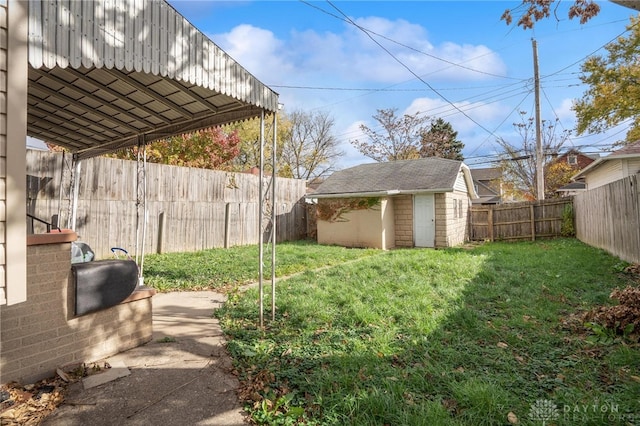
[624,158,640,176]
[0,1,6,304]
[393,195,413,247]
[453,170,467,193]
[586,160,623,189]
[2,0,28,305]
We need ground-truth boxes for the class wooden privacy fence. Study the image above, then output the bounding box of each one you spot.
[574,175,640,264]
[26,150,309,258]
[469,198,572,242]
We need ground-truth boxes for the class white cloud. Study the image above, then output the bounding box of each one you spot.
[556,98,577,123]
[336,120,371,169]
[211,24,295,83]
[213,17,506,87]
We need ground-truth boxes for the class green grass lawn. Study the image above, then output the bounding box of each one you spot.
[209,239,640,425]
[142,240,379,292]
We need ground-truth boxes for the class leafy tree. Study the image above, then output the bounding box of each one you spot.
[545,161,578,198]
[496,111,571,200]
[351,108,430,162]
[500,0,601,29]
[226,114,290,174]
[573,16,640,143]
[419,118,465,160]
[106,127,241,170]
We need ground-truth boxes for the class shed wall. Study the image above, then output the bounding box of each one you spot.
[453,170,467,193]
[393,195,413,247]
[435,191,469,248]
[317,198,393,249]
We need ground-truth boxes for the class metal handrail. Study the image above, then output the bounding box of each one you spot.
[27,213,61,233]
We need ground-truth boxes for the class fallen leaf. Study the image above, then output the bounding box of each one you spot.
[454,366,465,373]
[497,342,509,349]
[630,375,640,383]
[56,369,69,382]
[514,355,526,364]
[508,411,519,424]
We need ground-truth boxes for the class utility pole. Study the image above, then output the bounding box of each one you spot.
[532,38,545,200]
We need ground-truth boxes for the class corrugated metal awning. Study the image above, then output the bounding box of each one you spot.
[27,0,279,160]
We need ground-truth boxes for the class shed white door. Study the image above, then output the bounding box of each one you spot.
[414,194,435,248]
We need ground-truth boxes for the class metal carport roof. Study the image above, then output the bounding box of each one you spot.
[26,0,279,160]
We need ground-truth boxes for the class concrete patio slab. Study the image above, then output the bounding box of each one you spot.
[42,291,247,426]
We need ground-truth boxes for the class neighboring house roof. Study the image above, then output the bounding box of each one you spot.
[573,140,640,180]
[552,150,596,170]
[474,195,502,204]
[556,181,586,192]
[309,157,478,199]
[470,167,502,204]
[470,167,502,182]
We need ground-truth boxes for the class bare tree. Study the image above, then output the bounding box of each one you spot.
[280,110,343,180]
[351,108,431,162]
[496,111,571,200]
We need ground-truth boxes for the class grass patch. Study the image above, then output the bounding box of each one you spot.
[142,240,379,292]
[216,239,640,425]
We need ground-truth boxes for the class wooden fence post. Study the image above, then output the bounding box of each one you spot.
[530,204,535,241]
[157,211,165,253]
[488,207,494,242]
[224,203,231,249]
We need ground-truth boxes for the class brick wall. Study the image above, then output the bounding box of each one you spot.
[0,239,154,384]
[393,195,413,247]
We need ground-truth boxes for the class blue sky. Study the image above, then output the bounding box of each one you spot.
[165,0,637,170]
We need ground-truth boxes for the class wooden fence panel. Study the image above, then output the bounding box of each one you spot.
[26,150,308,258]
[574,175,640,264]
[470,198,572,242]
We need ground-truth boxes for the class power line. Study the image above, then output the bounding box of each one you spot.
[299,0,524,82]
[325,0,499,139]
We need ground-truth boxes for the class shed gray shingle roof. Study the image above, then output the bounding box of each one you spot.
[313,157,464,197]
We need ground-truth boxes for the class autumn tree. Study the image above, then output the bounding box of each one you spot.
[106,127,241,170]
[496,111,571,200]
[500,0,601,29]
[419,118,465,160]
[573,15,640,143]
[500,0,640,30]
[352,108,430,162]
[544,161,578,198]
[226,114,290,174]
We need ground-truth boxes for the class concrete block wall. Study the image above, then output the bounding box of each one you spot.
[434,194,447,248]
[0,239,154,384]
[436,191,469,248]
[393,195,413,247]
